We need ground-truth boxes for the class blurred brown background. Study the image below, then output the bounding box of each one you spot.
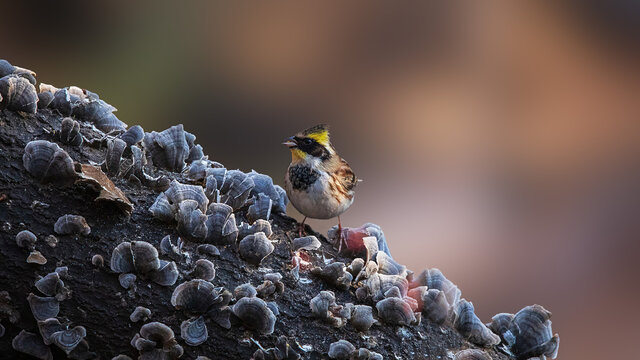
[3,1,640,358]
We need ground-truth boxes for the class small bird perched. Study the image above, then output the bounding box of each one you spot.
[282,124,358,251]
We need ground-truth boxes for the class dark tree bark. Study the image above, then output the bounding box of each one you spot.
[0,108,513,359]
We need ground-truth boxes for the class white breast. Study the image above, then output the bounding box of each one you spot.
[284,171,354,219]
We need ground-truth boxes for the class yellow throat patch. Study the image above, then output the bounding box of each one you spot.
[290,148,307,162]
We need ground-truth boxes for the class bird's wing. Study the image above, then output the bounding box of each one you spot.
[336,158,358,192]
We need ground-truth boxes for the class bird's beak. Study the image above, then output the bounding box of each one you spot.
[282,136,297,148]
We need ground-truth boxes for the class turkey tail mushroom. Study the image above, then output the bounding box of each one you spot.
[453,300,500,346]
[0,75,38,113]
[12,330,52,360]
[231,296,276,335]
[23,141,77,185]
[180,316,208,346]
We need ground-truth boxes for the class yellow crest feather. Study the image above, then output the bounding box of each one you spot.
[302,124,330,146]
[306,130,329,146]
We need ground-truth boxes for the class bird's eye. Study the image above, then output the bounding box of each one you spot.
[303,138,313,145]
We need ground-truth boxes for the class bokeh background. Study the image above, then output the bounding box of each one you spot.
[3,1,640,358]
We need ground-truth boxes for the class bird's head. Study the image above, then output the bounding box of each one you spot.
[283,124,333,163]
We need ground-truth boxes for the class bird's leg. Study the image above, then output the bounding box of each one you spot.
[298,216,307,237]
[337,216,344,253]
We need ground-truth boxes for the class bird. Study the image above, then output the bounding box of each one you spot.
[282,124,358,252]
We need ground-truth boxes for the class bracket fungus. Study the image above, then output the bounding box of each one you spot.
[58,117,83,146]
[12,330,52,360]
[0,59,36,84]
[160,235,186,260]
[309,291,350,328]
[71,93,126,132]
[54,214,91,236]
[238,232,274,265]
[219,169,255,210]
[165,180,210,213]
[104,138,127,177]
[256,273,285,300]
[23,140,77,185]
[350,305,377,332]
[130,306,152,323]
[112,355,133,360]
[150,260,180,287]
[143,124,191,172]
[204,202,239,245]
[374,251,407,277]
[50,325,87,354]
[486,312,515,343]
[409,268,461,307]
[231,296,277,335]
[310,262,353,290]
[375,297,419,326]
[454,349,491,360]
[0,74,38,113]
[453,300,501,346]
[37,91,53,108]
[35,271,70,300]
[328,340,356,360]
[292,235,321,252]
[490,305,559,360]
[133,322,183,360]
[180,316,208,346]
[363,273,408,303]
[247,193,273,223]
[118,125,144,147]
[91,254,104,267]
[186,160,209,183]
[132,240,161,274]
[197,244,220,257]
[347,258,365,277]
[151,180,244,243]
[16,230,37,250]
[27,293,59,321]
[37,318,64,345]
[171,280,232,329]
[328,223,391,257]
[246,170,289,214]
[176,200,208,239]
[190,258,216,281]
[355,348,384,360]
[118,273,137,290]
[110,241,178,286]
[238,219,272,239]
[423,288,451,325]
[234,283,258,300]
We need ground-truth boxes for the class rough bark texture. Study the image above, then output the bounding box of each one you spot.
[0,108,514,359]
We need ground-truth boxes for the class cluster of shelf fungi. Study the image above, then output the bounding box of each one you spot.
[0,59,559,360]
